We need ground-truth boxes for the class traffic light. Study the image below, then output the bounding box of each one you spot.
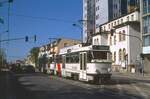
[8,0,13,3]
[34,35,36,42]
[25,36,28,42]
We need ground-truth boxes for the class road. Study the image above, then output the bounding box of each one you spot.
[0,71,150,99]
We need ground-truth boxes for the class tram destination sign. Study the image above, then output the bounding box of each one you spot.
[92,45,109,50]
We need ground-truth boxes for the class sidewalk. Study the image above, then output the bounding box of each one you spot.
[112,72,150,81]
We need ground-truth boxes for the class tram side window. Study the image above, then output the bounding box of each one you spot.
[66,53,79,63]
[66,55,71,63]
[87,51,92,62]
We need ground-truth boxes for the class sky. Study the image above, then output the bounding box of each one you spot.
[0,0,83,62]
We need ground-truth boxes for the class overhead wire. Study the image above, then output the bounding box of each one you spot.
[10,13,76,23]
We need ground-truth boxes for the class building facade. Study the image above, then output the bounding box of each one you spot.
[95,0,109,33]
[93,11,141,73]
[110,0,128,21]
[140,0,150,74]
[84,0,129,44]
[128,0,140,13]
[39,38,81,58]
[83,0,95,44]
[38,38,81,72]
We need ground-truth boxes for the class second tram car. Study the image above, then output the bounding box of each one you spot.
[58,44,112,83]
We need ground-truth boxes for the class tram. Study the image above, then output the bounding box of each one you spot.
[58,44,112,83]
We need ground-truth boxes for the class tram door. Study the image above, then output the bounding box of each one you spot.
[61,55,66,77]
[79,52,87,80]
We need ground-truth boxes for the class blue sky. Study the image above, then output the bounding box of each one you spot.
[0,0,82,61]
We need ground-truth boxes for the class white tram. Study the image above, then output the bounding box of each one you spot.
[58,44,112,83]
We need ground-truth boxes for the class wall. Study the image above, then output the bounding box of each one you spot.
[144,56,150,74]
[129,23,141,65]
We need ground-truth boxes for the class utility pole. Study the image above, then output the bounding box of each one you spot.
[0,0,13,67]
[0,31,8,67]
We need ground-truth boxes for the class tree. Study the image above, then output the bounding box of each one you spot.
[38,54,48,72]
[29,47,39,68]
[0,48,6,67]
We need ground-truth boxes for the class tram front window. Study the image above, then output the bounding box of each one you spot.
[88,51,108,62]
[92,51,107,60]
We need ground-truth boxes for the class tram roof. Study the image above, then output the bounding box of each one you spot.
[59,44,110,55]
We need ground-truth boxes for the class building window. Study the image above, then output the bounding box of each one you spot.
[111,23,113,28]
[96,0,99,2]
[84,14,87,18]
[148,0,150,13]
[96,6,99,11]
[94,39,96,45]
[122,30,126,41]
[104,26,106,31]
[121,19,123,23]
[143,0,148,14]
[143,35,150,46]
[84,6,87,11]
[127,16,129,21]
[114,35,116,45]
[108,24,110,29]
[114,52,116,62]
[131,15,134,21]
[119,31,122,41]
[117,20,120,25]
[96,14,99,20]
[119,49,122,61]
[143,16,150,34]
[114,21,116,26]
[122,48,126,61]
[110,37,112,45]
[96,24,99,28]
[97,38,99,45]
[64,43,68,47]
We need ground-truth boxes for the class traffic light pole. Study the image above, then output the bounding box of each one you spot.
[0,35,37,43]
[0,37,25,43]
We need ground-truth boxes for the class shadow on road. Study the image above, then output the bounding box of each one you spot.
[12,72,145,99]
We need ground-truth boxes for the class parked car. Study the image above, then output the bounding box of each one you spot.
[22,65,35,73]
[10,64,22,73]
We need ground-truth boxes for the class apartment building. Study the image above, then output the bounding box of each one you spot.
[83,0,95,44]
[84,0,129,44]
[128,0,140,13]
[39,38,81,62]
[95,0,109,33]
[93,11,141,73]
[38,38,81,72]
[140,0,150,74]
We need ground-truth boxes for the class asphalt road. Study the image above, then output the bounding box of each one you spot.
[1,71,150,99]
